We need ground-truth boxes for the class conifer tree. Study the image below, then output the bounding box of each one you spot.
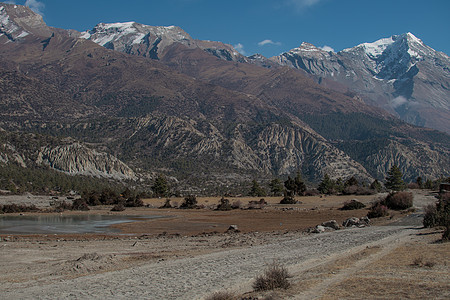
[152,174,168,197]
[385,165,405,191]
[318,174,335,194]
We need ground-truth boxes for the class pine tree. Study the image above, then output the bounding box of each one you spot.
[318,174,336,194]
[250,180,266,197]
[370,179,382,192]
[152,174,168,197]
[269,178,284,196]
[385,165,405,191]
[294,170,306,195]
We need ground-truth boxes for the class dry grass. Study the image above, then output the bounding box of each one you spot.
[320,231,450,299]
[253,262,291,291]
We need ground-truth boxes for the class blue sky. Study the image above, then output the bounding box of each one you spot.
[5,0,450,57]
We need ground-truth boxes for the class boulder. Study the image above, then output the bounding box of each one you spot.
[226,225,240,233]
[360,216,370,225]
[321,220,340,230]
[342,217,360,227]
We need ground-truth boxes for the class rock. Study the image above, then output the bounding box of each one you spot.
[360,216,370,225]
[342,217,360,227]
[226,225,240,233]
[311,225,326,233]
[321,220,340,230]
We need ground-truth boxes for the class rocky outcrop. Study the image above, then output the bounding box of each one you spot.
[36,143,136,180]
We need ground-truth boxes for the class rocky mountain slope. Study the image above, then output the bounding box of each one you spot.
[0,129,135,180]
[0,3,448,190]
[272,33,450,133]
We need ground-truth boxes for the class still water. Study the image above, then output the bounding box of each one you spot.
[0,214,161,234]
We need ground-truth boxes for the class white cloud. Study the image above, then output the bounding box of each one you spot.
[287,0,323,11]
[25,0,45,16]
[258,39,282,47]
[319,45,335,52]
[234,43,246,55]
[391,96,408,108]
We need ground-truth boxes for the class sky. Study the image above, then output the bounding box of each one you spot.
[4,0,450,57]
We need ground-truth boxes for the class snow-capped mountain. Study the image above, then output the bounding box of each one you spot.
[79,21,246,62]
[272,33,450,133]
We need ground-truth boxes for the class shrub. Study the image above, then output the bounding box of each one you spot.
[280,196,296,204]
[216,198,232,211]
[384,192,413,210]
[423,204,438,228]
[367,201,388,218]
[247,199,264,210]
[340,199,366,210]
[125,196,144,207]
[53,200,72,212]
[304,189,320,196]
[159,199,172,209]
[423,192,449,241]
[0,203,40,213]
[253,262,290,291]
[71,198,90,211]
[180,195,197,209]
[111,203,125,212]
[231,200,242,209]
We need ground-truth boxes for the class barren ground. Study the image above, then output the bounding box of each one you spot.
[0,190,448,299]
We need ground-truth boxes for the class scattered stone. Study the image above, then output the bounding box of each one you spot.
[321,220,340,230]
[342,217,360,227]
[311,225,326,233]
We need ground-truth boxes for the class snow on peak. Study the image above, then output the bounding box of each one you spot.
[405,32,423,45]
[0,5,29,42]
[346,36,395,58]
[81,21,190,47]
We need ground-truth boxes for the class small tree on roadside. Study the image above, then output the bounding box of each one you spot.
[385,165,405,191]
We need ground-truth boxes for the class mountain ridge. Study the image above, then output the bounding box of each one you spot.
[0,3,448,191]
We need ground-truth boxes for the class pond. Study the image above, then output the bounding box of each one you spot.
[0,214,162,234]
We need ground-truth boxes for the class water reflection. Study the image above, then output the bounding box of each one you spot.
[0,214,159,234]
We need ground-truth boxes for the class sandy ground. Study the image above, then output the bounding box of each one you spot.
[0,190,448,299]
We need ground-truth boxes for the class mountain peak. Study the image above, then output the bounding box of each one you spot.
[0,3,52,41]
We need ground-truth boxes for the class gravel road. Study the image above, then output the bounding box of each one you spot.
[0,190,435,299]
[1,225,417,299]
